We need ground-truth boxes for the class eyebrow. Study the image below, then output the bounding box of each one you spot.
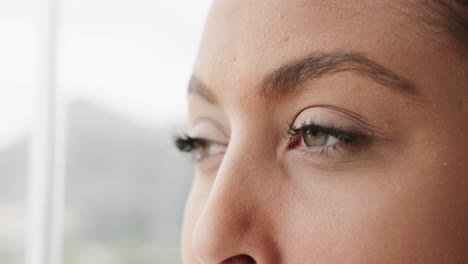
[188,51,421,104]
[187,76,218,104]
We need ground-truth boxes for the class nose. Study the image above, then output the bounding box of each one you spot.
[191,142,279,264]
[221,255,256,264]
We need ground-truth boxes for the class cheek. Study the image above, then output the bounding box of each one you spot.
[279,147,468,262]
[358,151,468,261]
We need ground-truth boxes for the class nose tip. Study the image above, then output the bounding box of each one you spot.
[190,184,278,264]
[191,196,249,263]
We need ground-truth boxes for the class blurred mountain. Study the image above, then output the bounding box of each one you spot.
[67,100,193,240]
[0,100,194,263]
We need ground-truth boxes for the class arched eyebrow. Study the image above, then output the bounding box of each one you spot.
[187,76,218,104]
[188,51,422,104]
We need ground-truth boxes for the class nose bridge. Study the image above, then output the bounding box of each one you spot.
[191,134,275,263]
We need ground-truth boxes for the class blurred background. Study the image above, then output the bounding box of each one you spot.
[0,0,211,263]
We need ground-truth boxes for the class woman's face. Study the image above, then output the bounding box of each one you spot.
[182,0,468,263]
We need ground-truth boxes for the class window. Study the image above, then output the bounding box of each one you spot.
[0,0,34,263]
[0,0,210,263]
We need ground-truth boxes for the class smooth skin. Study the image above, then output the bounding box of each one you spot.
[182,0,468,263]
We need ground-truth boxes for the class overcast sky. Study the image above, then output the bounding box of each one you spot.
[0,0,212,148]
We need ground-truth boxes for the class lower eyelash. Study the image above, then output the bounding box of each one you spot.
[296,144,336,157]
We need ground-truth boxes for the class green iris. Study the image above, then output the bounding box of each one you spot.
[303,130,329,147]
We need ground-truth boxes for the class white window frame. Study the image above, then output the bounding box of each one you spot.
[26,0,65,263]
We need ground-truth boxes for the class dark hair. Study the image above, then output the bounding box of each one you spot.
[426,0,468,54]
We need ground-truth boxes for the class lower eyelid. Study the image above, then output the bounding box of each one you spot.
[195,152,225,172]
[299,143,339,154]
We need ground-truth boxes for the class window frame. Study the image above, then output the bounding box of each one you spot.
[26,0,65,263]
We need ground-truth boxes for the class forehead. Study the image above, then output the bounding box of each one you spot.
[194,0,418,88]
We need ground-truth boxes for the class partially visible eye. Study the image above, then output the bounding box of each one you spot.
[288,123,364,154]
[192,140,226,161]
[302,129,339,147]
[175,135,227,161]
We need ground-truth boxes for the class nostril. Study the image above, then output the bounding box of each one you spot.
[221,255,256,264]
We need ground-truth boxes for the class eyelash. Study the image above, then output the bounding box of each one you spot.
[288,123,360,142]
[286,122,367,154]
[175,134,207,153]
[174,124,368,159]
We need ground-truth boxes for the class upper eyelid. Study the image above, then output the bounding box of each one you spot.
[196,138,228,147]
[287,105,382,135]
[190,117,230,140]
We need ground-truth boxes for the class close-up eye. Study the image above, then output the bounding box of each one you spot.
[175,135,227,161]
[288,123,366,156]
[300,126,339,147]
